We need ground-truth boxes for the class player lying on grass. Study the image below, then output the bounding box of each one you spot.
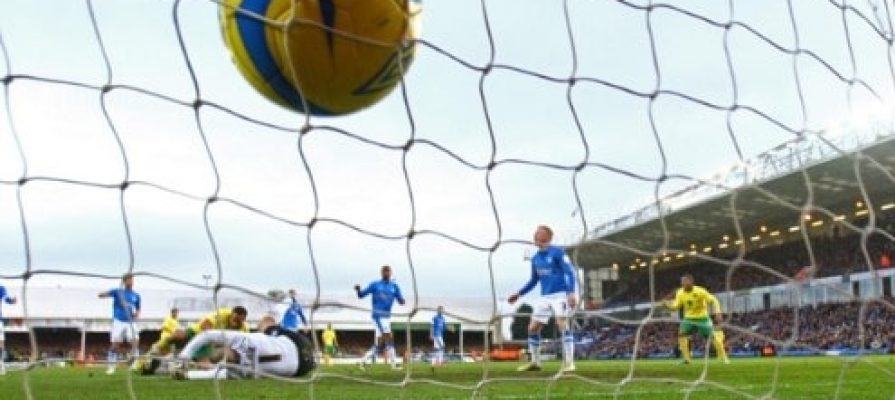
[663,273,730,364]
[139,306,248,375]
[172,316,315,380]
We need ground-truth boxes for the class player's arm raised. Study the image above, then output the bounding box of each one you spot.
[508,266,538,304]
[97,289,113,298]
[354,283,371,299]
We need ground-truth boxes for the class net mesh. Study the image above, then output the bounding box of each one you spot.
[1,0,895,398]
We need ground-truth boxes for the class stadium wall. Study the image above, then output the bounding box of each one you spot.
[0,285,496,333]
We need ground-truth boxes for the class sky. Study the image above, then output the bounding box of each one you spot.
[0,0,893,310]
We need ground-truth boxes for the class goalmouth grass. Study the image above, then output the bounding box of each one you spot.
[1,356,894,399]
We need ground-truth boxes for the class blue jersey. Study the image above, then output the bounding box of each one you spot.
[106,288,140,322]
[518,245,576,296]
[0,285,13,318]
[432,313,446,338]
[357,279,404,317]
[280,298,308,331]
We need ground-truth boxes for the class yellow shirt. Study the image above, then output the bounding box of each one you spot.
[161,316,179,335]
[190,308,249,333]
[666,286,721,319]
[322,329,337,346]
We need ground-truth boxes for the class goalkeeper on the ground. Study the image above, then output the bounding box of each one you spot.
[172,316,315,380]
[663,273,730,364]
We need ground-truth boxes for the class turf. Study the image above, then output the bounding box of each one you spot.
[1,356,894,399]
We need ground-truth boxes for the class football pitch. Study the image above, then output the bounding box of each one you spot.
[1,357,894,399]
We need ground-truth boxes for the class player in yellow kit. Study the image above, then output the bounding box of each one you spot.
[136,308,180,374]
[173,306,249,363]
[140,306,248,374]
[186,307,248,357]
[187,307,249,334]
[155,308,180,353]
[322,323,338,366]
[663,273,729,364]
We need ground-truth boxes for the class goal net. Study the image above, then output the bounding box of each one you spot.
[1,0,895,398]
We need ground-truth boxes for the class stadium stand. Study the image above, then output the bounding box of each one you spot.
[607,213,895,306]
[576,298,895,360]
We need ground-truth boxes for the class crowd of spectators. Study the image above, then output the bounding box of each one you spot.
[606,213,895,306]
[574,298,895,359]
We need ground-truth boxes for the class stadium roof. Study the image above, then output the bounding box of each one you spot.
[570,125,895,271]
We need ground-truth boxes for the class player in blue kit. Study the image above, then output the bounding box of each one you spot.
[280,289,308,332]
[354,265,405,370]
[507,225,578,373]
[0,283,17,375]
[98,273,141,375]
[430,306,446,369]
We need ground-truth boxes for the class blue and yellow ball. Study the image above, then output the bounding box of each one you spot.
[220,0,422,116]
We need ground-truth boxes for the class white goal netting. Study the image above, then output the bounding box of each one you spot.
[1,0,895,399]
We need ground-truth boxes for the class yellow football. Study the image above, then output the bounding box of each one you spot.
[219,0,421,116]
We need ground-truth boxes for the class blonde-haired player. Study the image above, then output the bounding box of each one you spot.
[507,225,578,373]
[663,273,729,364]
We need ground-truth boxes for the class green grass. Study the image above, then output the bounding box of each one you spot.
[2,357,895,399]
